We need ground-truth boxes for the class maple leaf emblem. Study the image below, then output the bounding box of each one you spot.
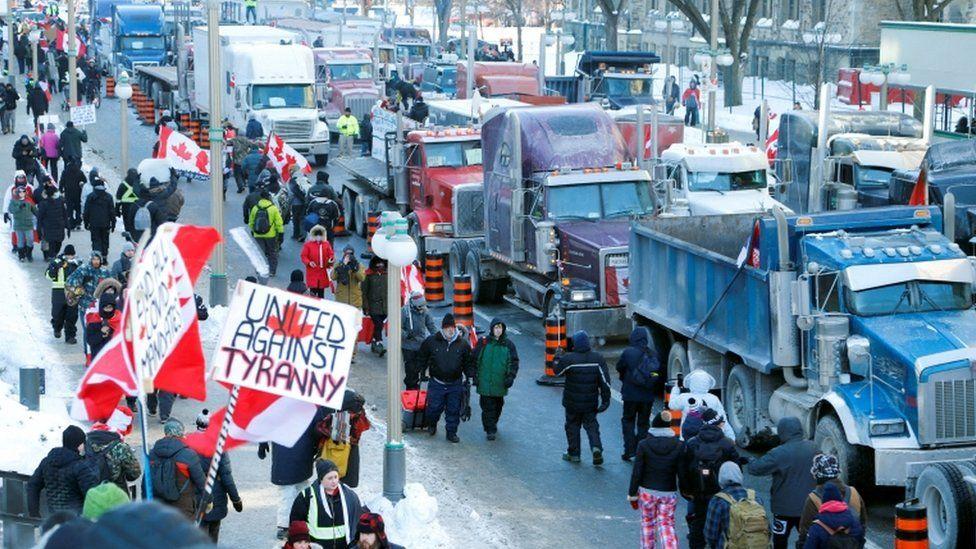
[170,142,192,161]
[266,302,314,339]
[194,151,210,175]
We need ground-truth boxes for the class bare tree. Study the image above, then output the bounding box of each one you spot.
[895,0,953,21]
[500,0,526,61]
[595,0,628,50]
[435,0,453,45]
[796,0,849,110]
[667,0,762,107]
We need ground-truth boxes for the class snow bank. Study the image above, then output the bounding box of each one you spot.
[0,380,77,474]
[366,484,453,547]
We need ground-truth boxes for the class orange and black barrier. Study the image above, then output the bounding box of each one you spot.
[536,315,566,386]
[366,211,380,255]
[895,499,927,549]
[452,275,474,329]
[334,214,347,236]
[424,254,445,303]
[105,77,114,98]
[663,381,683,436]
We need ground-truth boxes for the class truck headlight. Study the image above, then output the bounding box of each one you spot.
[570,289,596,302]
[869,419,907,436]
[313,121,329,138]
[427,222,453,234]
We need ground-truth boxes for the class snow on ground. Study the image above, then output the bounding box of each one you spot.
[0,380,77,475]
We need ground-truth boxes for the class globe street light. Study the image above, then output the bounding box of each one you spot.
[861,63,910,111]
[115,71,133,177]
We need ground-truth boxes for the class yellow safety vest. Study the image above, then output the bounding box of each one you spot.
[118,181,138,204]
[337,115,359,137]
[304,486,348,542]
[244,0,257,7]
[46,264,66,289]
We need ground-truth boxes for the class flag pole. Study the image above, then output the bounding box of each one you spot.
[196,384,241,526]
[128,230,154,500]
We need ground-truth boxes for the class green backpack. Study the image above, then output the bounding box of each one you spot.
[715,489,771,549]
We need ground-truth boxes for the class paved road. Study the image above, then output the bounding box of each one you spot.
[11,92,900,548]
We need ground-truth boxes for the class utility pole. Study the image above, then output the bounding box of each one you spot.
[207,0,227,306]
[7,0,16,83]
[706,0,718,139]
[67,0,78,106]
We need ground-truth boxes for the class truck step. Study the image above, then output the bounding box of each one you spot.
[502,295,544,319]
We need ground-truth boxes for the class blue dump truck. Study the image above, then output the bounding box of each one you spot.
[95,4,167,74]
[628,205,976,532]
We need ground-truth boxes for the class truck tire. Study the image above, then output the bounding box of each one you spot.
[408,215,425,261]
[314,154,328,167]
[449,240,470,276]
[354,199,369,239]
[814,415,870,488]
[341,188,358,236]
[667,342,689,381]
[725,364,756,447]
[914,462,976,549]
[466,249,488,303]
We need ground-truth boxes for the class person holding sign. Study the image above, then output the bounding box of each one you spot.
[417,314,476,443]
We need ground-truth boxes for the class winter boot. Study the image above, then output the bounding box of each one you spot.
[25,246,33,262]
[54,330,61,339]
[427,424,437,437]
[66,336,77,344]
[376,341,386,357]
[592,448,604,466]
[562,453,581,463]
[17,247,25,262]
[447,433,460,443]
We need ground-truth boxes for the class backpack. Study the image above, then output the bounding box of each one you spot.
[150,453,190,502]
[86,439,119,482]
[134,204,151,231]
[814,520,863,549]
[253,204,272,234]
[715,489,771,549]
[627,350,659,389]
[689,443,725,495]
[685,92,699,109]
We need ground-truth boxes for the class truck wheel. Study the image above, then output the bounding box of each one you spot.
[341,188,358,236]
[725,364,756,447]
[466,250,487,303]
[355,199,369,239]
[408,216,426,261]
[914,462,976,549]
[449,240,470,276]
[667,341,689,380]
[314,154,328,167]
[814,415,870,488]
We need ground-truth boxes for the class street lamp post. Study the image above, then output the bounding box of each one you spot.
[693,46,734,141]
[860,63,910,111]
[373,212,417,502]
[29,30,39,84]
[115,71,133,174]
[654,13,682,85]
[67,0,77,106]
[207,0,227,306]
[7,0,16,83]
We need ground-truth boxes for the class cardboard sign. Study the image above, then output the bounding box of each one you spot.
[129,228,191,382]
[70,103,97,126]
[212,281,360,409]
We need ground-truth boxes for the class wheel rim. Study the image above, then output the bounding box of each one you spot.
[355,199,368,238]
[450,248,465,276]
[668,347,685,380]
[342,190,356,233]
[728,376,746,434]
[466,253,480,299]
[924,484,949,546]
[819,432,840,458]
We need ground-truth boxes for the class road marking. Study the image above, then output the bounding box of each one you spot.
[473,309,522,335]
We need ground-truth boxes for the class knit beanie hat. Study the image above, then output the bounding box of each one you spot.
[62,425,86,449]
[822,482,843,503]
[63,244,76,256]
[316,459,339,480]
[701,408,723,426]
[195,409,210,431]
[290,269,304,282]
[651,410,672,429]
[82,482,130,520]
[287,520,311,543]
[441,313,456,328]
[811,453,841,481]
[357,512,388,539]
[163,418,184,438]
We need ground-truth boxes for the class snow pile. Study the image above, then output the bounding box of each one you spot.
[0,380,77,474]
[366,484,453,548]
[199,304,228,345]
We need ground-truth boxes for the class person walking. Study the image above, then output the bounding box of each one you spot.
[194,415,243,543]
[629,410,684,549]
[245,114,264,139]
[27,425,98,518]
[289,460,364,548]
[12,134,39,183]
[617,326,660,461]
[402,291,437,389]
[39,122,60,181]
[26,81,48,131]
[13,30,27,74]
[36,182,69,259]
[85,406,141,495]
[663,76,680,115]
[289,165,310,241]
[83,179,115,257]
[748,417,818,548]
[300,225,334,298]
[244,0,258,24]
[242,144,265,192]
[86,292,122,358]
[360,113,373,156]
[148,419,206,521]
[800,483,865,549]
[337,107,359,158]
[682,80,701,127]
[796,454,868,548]
[332,245,364,307]
[46,244,79,343]
[248,189,284,277]
[2,83,20,134]
[115,168,141,235]
[287,269,308,295]
[60,160,85,229]
[417,313,475,443]
[554,330,611,465]
[66,251,110,355]
[304,186,341,243]
[109,241,136,284]
[703,462,771,549]
[361,256,388,356]
[6,184,36,261]
[473,318,519,440]
[59,120,88,165]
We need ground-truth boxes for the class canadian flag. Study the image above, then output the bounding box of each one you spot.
[265,132,311,183]
[184,387,319,457]
[70,224,220,422]
[55,29,87,58]
[156,125,211,177]
[401,263,425,303]
[765,110,780,164]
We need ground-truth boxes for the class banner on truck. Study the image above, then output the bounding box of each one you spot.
[212,281,360,409]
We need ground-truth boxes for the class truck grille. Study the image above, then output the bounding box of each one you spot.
[453,186,484,237]
[934,379,976,442]
[345,95,378,120]
[602,252,629,306]
[272,119,314,142]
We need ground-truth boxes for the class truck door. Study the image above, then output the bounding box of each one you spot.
[406,144,425,211]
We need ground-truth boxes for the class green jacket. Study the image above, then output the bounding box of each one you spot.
[337,114,359,137]
[474,319,519,397]
[248,198,284,238]
[7,197,36,231]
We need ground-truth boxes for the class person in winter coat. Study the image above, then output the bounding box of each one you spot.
[289,167,310,240]
[290,459,364,548]
[283,520,314,549]
[629,410,684,549]
[13,32,27,74]
[60,160,85,228]
[360,114,373,155]
[12,134,39,181]
[86,292,122,357]
[332,245,364,307]
[663,76,680,115]
[748,416,818,548]
[83,179,115,257]
[27,83,48,130]
[797,454,868,548]
[402,291,437,389]
[669,369,736,440]
[245,115,264,140]
[149,419,206,520]
[315,390,370,488]
[1,83,19,134]
[194,416,243,543]
[417,313,476,443]
[304,186,342,243]
[85,406,141,496]
[227,131,252,193]
[407,95,429,123]
[27,425,98,517]
[704,462,769,549]
[115,168,141,235]
[39,123,60,181]
[682,80,701,127]
[682,408,747,549]
[287,269,308,295]
[66,251,110,350]
[259,406,329,540]
[141,177,177,237]
[617,326,660,461]
[473,318,519,440]
[241,145,265,192]
[36,185,69,259]
[249,190,284,276]
[554,330,612,465]
[308,171,337,201]
[300,225,334,298]
[109,241,136,285]
[361,256,388,355]
[46,244,80,342]
[59,121,88,165]
[354,513,406,549]
[6,184,36,261]
[802,483,865,549]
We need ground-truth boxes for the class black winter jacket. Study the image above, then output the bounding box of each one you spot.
[83,187,115,229]
[629,428,684,495]
[12,137,38,172]
[747,416,818,516]
[59,126,88,160]
[417,330,475,384]
[682,424,746,498]
[616,327,659,403]
[554,332,611,414]
[27,86,48,117]
[197,453,241,521]
[36,194,68,242]
[267,406,328,486]
[27,446,99,516]
[60,163,86,203]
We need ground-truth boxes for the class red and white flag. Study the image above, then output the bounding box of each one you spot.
[909,164,928,206]
[265,132,311,183]
[765,110,780,164]
[70,335,137,422]
[401,263,425,303]
[55,29,87,57]
[184,387,319,457]
[155,125,211,177]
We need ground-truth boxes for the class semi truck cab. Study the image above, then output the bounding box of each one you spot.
[576,51,661,108]
[312,48,381,130]
[102,4,167,73]
[823,134,926,209]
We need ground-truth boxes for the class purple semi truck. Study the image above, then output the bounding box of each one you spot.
[448,103,654,343]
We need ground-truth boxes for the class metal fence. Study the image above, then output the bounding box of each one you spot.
[1,470,41,548]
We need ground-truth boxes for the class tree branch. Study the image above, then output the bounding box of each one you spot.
[666,0,711,41]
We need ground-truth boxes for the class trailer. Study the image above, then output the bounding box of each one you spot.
[133,65,179,114]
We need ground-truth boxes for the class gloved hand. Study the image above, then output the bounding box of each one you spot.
[503,378,514,389]
[460,404,471,422]
[257,442,269,460]
[3,213,9,223]
[232,499,243,513]
[597,401,610,413]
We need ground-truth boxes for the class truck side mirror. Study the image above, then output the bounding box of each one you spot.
[847,335,871,377]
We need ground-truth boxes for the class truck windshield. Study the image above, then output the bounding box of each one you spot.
[855,166,893,189]
[329,64,373,80]
[397,45,430,59]
[605,77,653,98]
[120,36,165,50]
[425,141,482,168]
[688,169,767,192]
[845,280,973,316]
[547,181,654,220]
[251,85,315,109]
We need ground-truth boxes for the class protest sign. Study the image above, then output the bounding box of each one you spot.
[70,104,97,126]
[212,281,361,409]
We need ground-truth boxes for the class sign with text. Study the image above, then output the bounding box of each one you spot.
[212,281,360,409]
[70,104,97,126]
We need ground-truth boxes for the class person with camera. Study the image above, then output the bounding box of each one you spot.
[46,244,80,344]
[332,245,364,308]
[86,292,122,358]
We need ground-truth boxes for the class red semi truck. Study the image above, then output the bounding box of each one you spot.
[455,61,565,105]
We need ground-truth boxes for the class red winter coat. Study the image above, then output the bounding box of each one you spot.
[300,239,335,289]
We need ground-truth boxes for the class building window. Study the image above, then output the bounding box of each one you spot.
[813,0,827,23]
